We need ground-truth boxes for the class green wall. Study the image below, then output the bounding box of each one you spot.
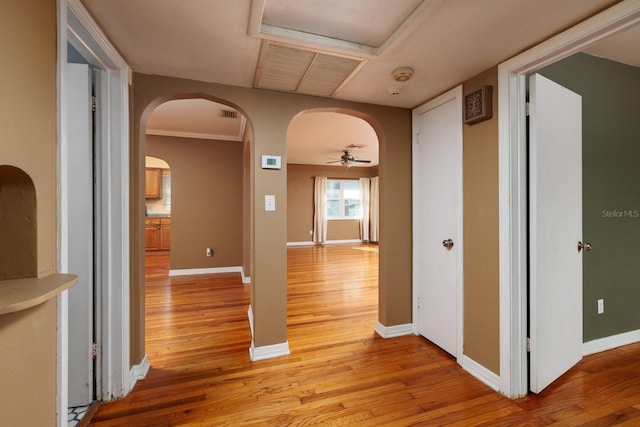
[540,53,640,342]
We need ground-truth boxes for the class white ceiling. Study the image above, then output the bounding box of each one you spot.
[287,112,379,167]
[260,0,424,49]
[84,0,637,165]
[583,23,640,68]
[146,99,246,141]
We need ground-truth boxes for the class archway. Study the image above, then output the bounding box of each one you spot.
[137,95,253,370]
[285,109,381,349]
[130,72,414,369]
[143,155,171,277]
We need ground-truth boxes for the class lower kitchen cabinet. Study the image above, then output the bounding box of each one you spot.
[145,217,171,250]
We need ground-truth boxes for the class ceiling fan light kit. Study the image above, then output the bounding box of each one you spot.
[327,149,373,168]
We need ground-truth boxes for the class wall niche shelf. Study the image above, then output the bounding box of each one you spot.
[0,274,78,315]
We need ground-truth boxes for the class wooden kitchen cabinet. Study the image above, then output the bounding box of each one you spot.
[145,217,171,250]
[160,218,171,250]
[145,218,161,249]
[145,168,162,199]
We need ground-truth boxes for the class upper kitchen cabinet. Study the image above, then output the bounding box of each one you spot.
[145,167,162,199]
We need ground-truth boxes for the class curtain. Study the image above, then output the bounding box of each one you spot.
[313,176,327,243]
[359,177,370,242]
[369,176,380,243]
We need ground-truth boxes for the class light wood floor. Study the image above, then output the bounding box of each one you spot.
[89,244,640,426]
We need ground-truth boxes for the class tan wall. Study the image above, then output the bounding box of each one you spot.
[131,73,412,361]
[146,135,243,270]
[0,166,37,280]
[326,220,361,241]
[287,164,376,242]
[0,0,58,424]
[463,68,501,374]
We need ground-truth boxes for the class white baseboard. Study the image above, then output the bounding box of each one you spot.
[583,328,640,356]
[249,341,291,361]
[287,241,315,247]
[246,305,290,361]
[323,239,364,245]
[287,240,365,246]
[169,266,243,277]
[374,322,414,338]
[459,354,500,392]
[241,270,251,284]
[247,305,254,339]
[129,354,150,390]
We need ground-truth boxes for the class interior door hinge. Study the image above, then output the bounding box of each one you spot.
[525,102,530,117]
[526,337,531,352]
[417,296,420,309]
[416,132,420,145]
[90,342,97,359]
[91,96,97,112]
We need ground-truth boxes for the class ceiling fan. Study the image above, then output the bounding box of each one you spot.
[327,148,372,168]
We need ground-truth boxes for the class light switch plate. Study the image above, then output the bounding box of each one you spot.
[265,195,275,211]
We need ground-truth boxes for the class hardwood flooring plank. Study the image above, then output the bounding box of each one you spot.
[88,244,640,426]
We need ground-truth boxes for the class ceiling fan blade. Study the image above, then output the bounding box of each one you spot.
[326,160,342,164]
[353,159,372,163]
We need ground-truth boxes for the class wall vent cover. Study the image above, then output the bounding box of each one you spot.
[221,109,238,118]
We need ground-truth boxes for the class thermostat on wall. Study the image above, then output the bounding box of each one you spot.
[261,155,281,169]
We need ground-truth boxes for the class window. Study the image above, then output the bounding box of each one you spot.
[326,179,361,219]
[162,171,171,211]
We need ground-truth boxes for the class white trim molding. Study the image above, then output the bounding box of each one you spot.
[247,305,290,361]
[459,355,501,392]
[249,341,291,361]
[374,322,414,338]
[287,241,315,247]
[287,240,369,247]
[321,239,364,245]
[247,305,255,339]
[129,355,151,390]
[583,329,640,356]
[497,0,640,398]
[248,0,437,58]
[58,0,132,421]
[169,266,246,277]
[146,128,245,143]
[241,271,251,285]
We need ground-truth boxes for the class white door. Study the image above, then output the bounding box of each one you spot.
[66,63,95,406]
[529,73,583,393]
[413,87,463,357]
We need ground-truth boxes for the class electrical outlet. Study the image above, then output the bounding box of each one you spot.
[597,299,604,314]
[206,247,213,257]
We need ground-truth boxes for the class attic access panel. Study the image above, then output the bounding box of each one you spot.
[254,41,365,97]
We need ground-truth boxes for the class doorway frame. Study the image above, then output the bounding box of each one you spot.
[497,0,640,398]
[411,85,464,359]
[57,0,131,423]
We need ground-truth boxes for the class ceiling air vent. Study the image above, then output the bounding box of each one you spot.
[221,109,238,119]
[254,41,366,97]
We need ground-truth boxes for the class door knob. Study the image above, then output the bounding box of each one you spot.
[442,239,454,250]
[577,241,592,252]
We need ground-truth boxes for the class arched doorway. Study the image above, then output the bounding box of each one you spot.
[285,109,381,350]
[138,95,252,370]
